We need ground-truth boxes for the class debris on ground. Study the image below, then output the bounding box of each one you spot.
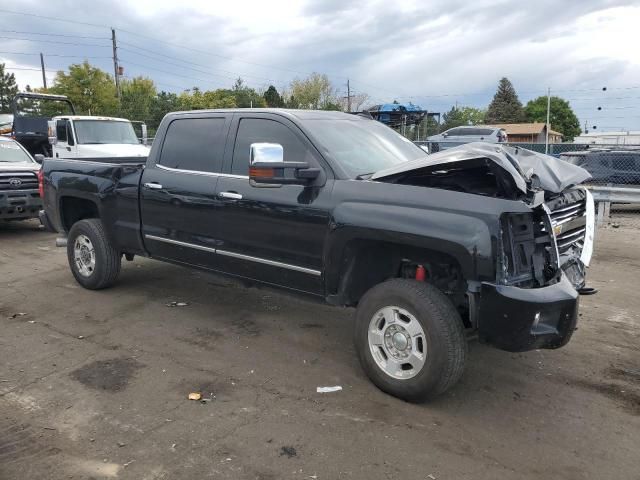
[280,446,297,458]
[77,335,85,339]
[8,312,27,319]
[166,301,189,307]
[317,386,342,393]
[187,392,202,401]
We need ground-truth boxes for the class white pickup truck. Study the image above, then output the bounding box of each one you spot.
[49,116,150,159]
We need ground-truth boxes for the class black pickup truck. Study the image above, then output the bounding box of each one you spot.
[40,109,595,401]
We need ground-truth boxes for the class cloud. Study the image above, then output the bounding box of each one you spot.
[1,0,639,129]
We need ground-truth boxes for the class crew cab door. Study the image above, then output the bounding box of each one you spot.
[53,119,77,158]
[139,113,231,269]
[213,113,333,295]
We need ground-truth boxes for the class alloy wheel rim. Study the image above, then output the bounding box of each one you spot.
[74,234,96,277]
[368,306,427,380]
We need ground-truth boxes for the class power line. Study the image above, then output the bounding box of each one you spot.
[118,57,229,89]
[0,29,109,40]
[119,48,249,83]
[0,8,107,29]
[0,50,112,59]
[0,35,111,48]
[119,42,281,84]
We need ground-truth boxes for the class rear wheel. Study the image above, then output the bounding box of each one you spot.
[67,219,121,289]
[354,279,467,402]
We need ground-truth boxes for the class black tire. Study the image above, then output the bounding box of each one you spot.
[67,219,121,290]
[354,279,467,402]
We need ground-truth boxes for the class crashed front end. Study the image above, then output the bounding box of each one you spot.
[373,142,595,352]
[484,187,595,351]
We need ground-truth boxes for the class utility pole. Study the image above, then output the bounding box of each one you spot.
[545,87,551,154]
[39,53,47,89]
[111,28,120,99]
[347,79,351,112]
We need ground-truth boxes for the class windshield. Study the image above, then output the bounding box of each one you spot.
[306,118,427,178]
[0,141,35,163]
[74,120,140,145]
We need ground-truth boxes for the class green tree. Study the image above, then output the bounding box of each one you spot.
[231,78,265,108]
[289,73,340,110]
[47,61,118,115]
[177,87,237,111]
[0,63,19,113]
[524,96,580,142]
[485,77,525,123]
[149,91,180,130]
[263,85,284,107]
[119,76,157,122]
[441,106,486,131]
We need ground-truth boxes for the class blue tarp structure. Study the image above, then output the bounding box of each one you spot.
[367,103,428,127]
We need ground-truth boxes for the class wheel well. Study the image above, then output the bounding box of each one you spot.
[60,197,99,232]
[336,240,469,324]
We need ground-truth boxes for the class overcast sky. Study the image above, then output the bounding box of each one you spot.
[1,0,639,131]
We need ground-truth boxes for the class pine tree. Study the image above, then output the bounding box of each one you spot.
[0,63,19,113]
[485,77,525,123]
[263,85,284,108]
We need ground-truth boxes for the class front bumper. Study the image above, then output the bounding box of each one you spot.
[0,190,42,220]
[38,209,57,232]
[477,273,579,352]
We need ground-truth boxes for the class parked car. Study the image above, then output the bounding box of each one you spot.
[560,148,640,185]
[427,125,508,151]
[10,92,149,160]
[0,136,43,221]
[48,116,150,160]
[40,109,593,402]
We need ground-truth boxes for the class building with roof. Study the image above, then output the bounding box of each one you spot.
[573,131,640,145]
[489,123,563,143]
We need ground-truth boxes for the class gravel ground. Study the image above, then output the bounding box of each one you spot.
[1,219,638,480]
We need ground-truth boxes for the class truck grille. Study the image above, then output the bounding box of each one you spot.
[549,197,587,255]
[0,171,39,191]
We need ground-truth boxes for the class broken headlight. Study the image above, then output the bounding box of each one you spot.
[498,210,560,287]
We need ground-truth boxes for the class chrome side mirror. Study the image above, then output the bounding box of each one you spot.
[249,142,319,186]
[250,143,284,164]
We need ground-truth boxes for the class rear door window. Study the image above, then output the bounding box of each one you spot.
[159,117,227,173]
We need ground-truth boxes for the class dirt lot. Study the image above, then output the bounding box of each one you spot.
[1,219,639,480]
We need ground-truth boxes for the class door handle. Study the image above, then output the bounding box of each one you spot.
[144,182,163,190]
[219,191,243,200]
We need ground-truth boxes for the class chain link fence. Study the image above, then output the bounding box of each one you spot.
[415,141,640,229]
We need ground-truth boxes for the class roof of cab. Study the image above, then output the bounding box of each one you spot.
[54,115,132,122]
[165,109,365,121]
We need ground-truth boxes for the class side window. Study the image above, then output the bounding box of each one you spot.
[231,118,312,176]
[56,120,67,142]
[159,117,226,173]
[446,128,462,136]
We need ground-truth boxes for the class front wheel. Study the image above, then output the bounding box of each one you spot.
[354,279,467,402]
[67,219,121,290]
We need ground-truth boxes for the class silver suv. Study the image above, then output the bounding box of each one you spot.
[427,126,508,151]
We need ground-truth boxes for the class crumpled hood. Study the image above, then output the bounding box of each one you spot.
[372,142,591,194]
